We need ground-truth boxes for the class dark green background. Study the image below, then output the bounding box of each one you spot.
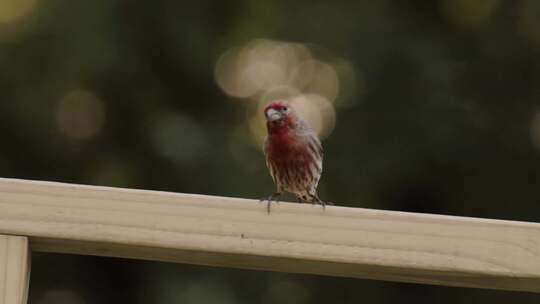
[1,0,540,303]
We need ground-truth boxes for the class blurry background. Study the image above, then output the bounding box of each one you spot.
[1,0,540,303]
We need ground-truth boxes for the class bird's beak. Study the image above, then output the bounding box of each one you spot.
[266,108,282,122]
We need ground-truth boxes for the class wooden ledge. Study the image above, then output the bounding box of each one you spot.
[0,178,539,292]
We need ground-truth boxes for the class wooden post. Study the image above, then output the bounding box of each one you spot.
[0,235,30,304]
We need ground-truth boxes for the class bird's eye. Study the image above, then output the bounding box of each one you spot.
[282,106,288,111]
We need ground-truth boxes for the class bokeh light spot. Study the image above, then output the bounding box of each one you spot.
[301,60,340,102]
[259,85,301,106]
[215,48,254,98]
[214,39,342,103]
[440,0,500,30]
[55,89,105,140]
[290,94,336,139]
[216,39,343,147]
[0,0,36,25]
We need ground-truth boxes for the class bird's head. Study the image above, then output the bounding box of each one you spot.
[264,101,291,122]
[264,101,295,133]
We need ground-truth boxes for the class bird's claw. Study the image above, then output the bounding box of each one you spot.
[260,193,281,214]
[310,196,332,209]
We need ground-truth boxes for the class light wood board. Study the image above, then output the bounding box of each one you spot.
[0,235,30,304]
[0,178,539,292]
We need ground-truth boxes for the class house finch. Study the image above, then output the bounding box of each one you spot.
[262,100,328,213]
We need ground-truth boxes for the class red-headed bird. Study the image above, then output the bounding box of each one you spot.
[262,100,328,212]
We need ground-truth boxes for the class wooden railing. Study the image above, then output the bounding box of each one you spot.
[0,178,539,303]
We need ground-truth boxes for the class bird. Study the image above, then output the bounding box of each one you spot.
[262,100,328,213]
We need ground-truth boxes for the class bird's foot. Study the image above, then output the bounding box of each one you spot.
[308,195,333,210]
[259,192,281,214]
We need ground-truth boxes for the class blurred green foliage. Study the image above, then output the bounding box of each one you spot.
[1,0,540,303]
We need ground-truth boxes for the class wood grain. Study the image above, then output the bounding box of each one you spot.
[0,235,30,304]
[0,178,539,292]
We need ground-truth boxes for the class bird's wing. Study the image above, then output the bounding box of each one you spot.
[306,132,323,160]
